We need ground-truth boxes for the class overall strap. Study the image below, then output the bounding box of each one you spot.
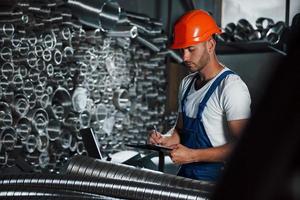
[197,70,234,118]
[181,74,199,113]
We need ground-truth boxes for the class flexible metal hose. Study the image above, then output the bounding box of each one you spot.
[0,187,116,199]
[65,155,214,194]
[0,173,207,200]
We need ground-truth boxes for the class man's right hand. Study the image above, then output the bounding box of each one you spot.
[148,130,165,145]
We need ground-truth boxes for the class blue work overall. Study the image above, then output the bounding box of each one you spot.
[177,70,234,181]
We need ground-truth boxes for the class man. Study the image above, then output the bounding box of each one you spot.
[148,9,251,181]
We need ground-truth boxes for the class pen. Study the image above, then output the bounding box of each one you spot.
[153,125,157,134]
[153,125,161,145]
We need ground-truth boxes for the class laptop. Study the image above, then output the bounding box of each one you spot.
[80,127,103,159]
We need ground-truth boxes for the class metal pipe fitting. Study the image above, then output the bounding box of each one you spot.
[27,51,38,68]
[13,93,30,117]
[51,87,72,120]
[72,86,88,113]
[34,44,44,57]
[36,133,50,153]
[106,25,138,38]
[42,48,52,62]
[64,116,81,132]
[48,119,61,141]
[266,21,286,45]
[0,47,12,61]
[18,40,30,56]
[79,110,91,128]
[0,127,16,151]
[0,111,12,128]
[0,23,14,37]
[53,48,62,65]
[236,19,254,34]
[38,150,50,168]
[256,17,274,30]
[29,108,49,132]
[12,73,24,89]
[113,89,131,112]
[15,117,32,141]
[76,141,86,155]
[1,62,14,79]
[224,22,236,35]
[247,30,262,41]
[23,134,37,153]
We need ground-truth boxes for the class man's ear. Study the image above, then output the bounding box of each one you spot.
[206,37,216,53]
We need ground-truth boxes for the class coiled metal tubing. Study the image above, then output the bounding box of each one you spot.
[65,155,214,195]
[0,186,122,199]
[0,173,207,200]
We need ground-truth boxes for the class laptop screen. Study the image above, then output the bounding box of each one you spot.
[80,128,103,159]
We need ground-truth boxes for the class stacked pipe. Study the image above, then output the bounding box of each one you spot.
[216,18,287,45]
[0,0,177,173]
[0,155,212,199]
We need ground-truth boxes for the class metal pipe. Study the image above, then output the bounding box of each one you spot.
[66,155,214,193]
[99,0,122,31]
[36,133,50,153]
[105,25,138,38]
[79,110,91,129]
[256,17,274,30]
[67,0,121,31]
[236,19,254,34]
[126,11,151,22]
[0,23,14,37]
[72,87,88,113]
[113,89,131,112]
[0,127,17,151]
[51,87,72,120]
[15,117,32,141]
[266,21,286,45]
[13,93,29,117]
[0,173,208,200]
[67,0,103,29]
[129,18,162,35]
[47,119,61,141]
[136,36,160,52]
[167,49,183,63]
[1,62,14,79]
[0,188,113,199]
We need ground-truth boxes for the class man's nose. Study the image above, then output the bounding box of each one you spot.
[182,50,190,62]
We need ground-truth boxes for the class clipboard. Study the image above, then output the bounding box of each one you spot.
[125,143,173,172]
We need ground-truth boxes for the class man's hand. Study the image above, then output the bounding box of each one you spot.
[148,127,181,147]
[148,130,166,145]
[169,144,195,164]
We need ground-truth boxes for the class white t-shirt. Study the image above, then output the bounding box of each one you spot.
[178,67,251,147]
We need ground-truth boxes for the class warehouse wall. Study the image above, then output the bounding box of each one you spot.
[218,52,283,109]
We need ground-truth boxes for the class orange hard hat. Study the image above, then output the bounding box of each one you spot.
[171,9,222,49]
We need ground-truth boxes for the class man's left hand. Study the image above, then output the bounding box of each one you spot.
[169,144,195,164]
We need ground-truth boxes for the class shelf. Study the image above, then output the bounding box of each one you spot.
[216,41,287,55]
